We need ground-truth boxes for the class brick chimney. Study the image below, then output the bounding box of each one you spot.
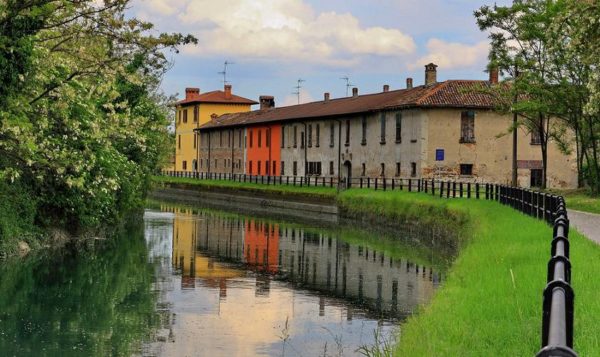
[224,84,232,99]
[324,92,330,102]
[425,63,438,86]
[352,87,358,97]
[185,87,200,100]
[383,85,390,92]
[489,67,499,84]
[259,95,275,110]
[406,78,413,89]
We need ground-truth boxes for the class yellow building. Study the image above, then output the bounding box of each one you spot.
[175,85,257,171]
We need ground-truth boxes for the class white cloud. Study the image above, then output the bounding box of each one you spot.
[133,0,416,67]
[410,39,489,70]
[282,88,314,106]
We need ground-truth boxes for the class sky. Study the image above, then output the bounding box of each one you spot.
[130,0,511,107]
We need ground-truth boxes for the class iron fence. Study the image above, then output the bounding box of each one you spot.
[161,170,576,356]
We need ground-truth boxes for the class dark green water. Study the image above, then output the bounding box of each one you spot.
[0,201,454,357]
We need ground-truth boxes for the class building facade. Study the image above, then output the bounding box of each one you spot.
[174,85,257,172]
[194,65,577,189]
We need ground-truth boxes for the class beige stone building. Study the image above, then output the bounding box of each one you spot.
[196,64,577,189]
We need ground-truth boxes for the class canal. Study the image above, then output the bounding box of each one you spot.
[0,200,455,356]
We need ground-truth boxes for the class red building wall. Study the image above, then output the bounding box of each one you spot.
[244,220,280,273]
[246,124,281,176]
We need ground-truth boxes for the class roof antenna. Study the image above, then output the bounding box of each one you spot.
[218,60,235,85]
[340,76,354,97]
[292,78,305,104]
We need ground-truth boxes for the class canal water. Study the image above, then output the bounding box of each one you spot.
[0,201,454,357]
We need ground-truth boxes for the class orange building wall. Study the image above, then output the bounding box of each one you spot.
[244,220,280,273]
[246,124,281,176]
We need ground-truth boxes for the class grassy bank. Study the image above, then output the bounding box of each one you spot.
[562,190,600,214]
[152,177,600,354]
[153,175,337,201]
[336,190,600,356]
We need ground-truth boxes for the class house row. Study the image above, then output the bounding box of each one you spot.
[175,64,577,188]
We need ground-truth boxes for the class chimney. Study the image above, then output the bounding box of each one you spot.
[352,87,358,97]
[383,85,390,92]
[185,87,200,100]
[324,92,330,102]
[406,78,413,89]
[489,67,499,84]
[425,63,438,86]
[224,84,232,99]
[259,95,275,110]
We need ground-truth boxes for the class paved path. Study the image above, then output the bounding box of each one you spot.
[568,209,600,245]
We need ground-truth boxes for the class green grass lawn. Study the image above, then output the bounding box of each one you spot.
[563,191,600,214]
[336,190,600,356]
[153,177,600,355]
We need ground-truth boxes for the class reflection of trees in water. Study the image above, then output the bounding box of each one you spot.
[0,216,160,357]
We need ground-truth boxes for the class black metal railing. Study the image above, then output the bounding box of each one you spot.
[161,170,576,356]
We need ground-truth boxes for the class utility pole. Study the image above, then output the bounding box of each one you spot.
[218,60,234,85]
[292,78,305,104]
[340,76,354,97]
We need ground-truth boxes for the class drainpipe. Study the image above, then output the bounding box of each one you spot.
[268,127,272,176]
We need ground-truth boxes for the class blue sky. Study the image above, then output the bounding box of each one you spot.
[131,0,511,106]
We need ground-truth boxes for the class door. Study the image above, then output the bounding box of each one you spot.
[343,161,352,188]
[530,169,543,188]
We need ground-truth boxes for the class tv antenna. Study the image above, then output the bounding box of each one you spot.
[218,60,235,85]
[340,76,354,97]
[292,78,305,104]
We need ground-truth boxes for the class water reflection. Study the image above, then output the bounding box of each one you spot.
[145,205,448,356]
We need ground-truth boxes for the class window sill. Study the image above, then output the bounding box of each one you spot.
[380,141,386,145]
[459,139,476,144]
[361,141,367,146]
[410,139,417,143]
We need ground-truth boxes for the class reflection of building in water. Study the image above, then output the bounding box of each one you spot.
[167,206,442,319]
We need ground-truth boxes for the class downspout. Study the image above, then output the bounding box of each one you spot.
[207,131,211,174]
[196,105,200,173]
[268,127,272,176]
[300,122,307,177]
[231,128,234,176]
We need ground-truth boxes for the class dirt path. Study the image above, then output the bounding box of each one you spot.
[569,209,600,245]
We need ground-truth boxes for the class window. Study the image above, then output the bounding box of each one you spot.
[266,160,270,175]
[380,163,385,176]
[361,163,366,176]
[258,130,262,148]
[460,164,473,176]
[266,128,270,147]
[531,169,543,188]
[272,161,276,176]
[258,161,262,175]
[249,161,253,174]
[223,159,226,168]
[281,126,285,148]
[281,161,285,175]
[361,116,367,145]
[308,124,312,147]
[183,109,188,123]
[193,106,198,123]
[301,132,305,149]
[411,162,417,177]
[395,162,401,176]
[531,129,542,145]
[316,124,320,147]
[178,135,181,149]
[182,160,187,170]
[193,133,197,149]
[249,130,253,147]
[239,129,243,148]
[329,161,334,175]
[307,162,322,175]
[238,159,241,169]
[330,122,335,147]
[228,131,231,147]
[345,120,350,146]
[293,126,298,148]
[380,113,386,144]
[219,131,223,147]
[293,161,298,176]
[460,111,475,143]
[200,159,203,169]
[395,113,402,143]
[214,159,217,168]
[178,110,181,123]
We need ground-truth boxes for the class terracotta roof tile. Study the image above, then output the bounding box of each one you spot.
[177,90,258,106]
[199,80,496,130]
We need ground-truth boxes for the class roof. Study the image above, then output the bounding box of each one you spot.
[198,80,495,130]
[176,90,258,106]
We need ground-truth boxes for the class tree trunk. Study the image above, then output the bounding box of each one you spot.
[587,115,600,194]
[540,113,548,189]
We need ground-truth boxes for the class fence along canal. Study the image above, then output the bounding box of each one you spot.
[162,171,577,356]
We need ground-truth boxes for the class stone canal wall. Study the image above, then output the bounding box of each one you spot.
[150,183,338,222]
